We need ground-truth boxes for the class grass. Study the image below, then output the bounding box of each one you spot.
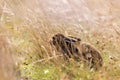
[0,0,120,80]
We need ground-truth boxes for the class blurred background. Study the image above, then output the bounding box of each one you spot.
[0,0,120,80]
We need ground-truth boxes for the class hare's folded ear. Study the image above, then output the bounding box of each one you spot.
[74,41,80,46]
[68,36,81,41]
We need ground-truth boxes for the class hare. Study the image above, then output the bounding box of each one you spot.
[50,33,103,69]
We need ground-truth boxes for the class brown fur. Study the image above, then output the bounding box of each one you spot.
[50,33,103,69]
[74,42,103,69]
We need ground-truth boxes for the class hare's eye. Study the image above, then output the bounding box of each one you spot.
[77,38,81,41]
[52,37,55,40]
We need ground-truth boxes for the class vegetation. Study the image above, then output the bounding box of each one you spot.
[0,0,120,80]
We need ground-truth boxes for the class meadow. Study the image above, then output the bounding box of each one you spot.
[0,0,120,80]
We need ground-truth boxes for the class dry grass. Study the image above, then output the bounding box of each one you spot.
[0,33,19,80]
[0,0,120,80]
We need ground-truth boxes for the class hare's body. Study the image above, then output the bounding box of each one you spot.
[75,42,103,69]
